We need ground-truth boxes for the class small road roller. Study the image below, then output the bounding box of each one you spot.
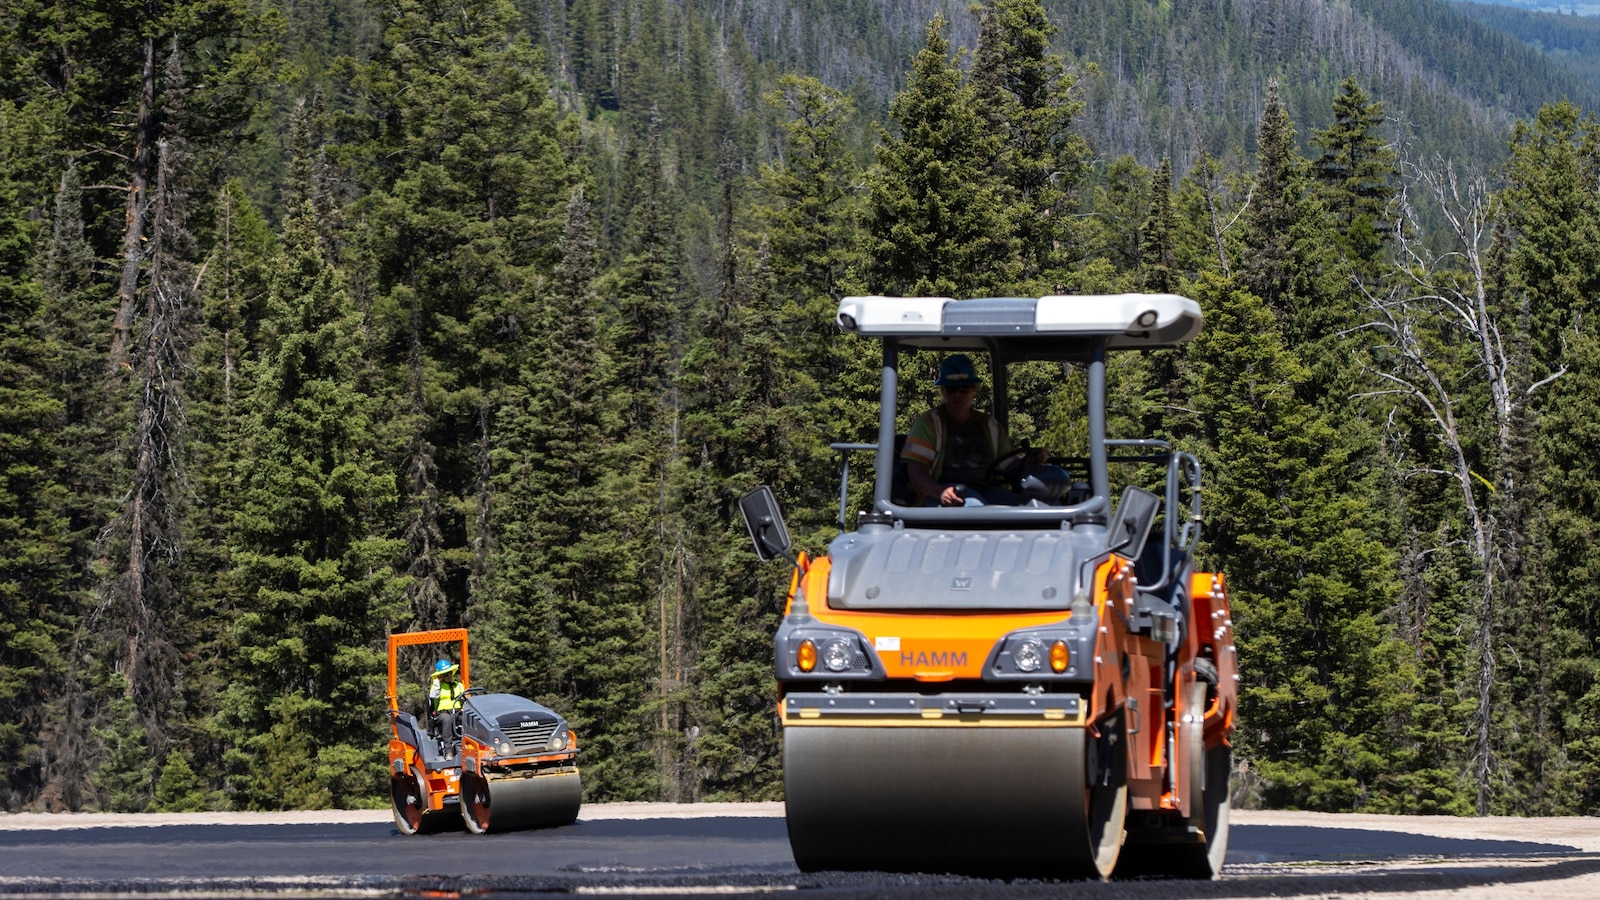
[740,294,1237,879]
[386,628,582,834]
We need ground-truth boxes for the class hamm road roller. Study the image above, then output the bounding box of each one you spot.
[386,628,581,834]
[739,294,1237,879]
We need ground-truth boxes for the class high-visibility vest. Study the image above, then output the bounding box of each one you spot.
[431,680,464,713]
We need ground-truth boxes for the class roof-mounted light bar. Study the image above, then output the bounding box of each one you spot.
[836,294,1202,347]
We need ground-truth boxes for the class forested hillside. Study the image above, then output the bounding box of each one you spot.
[1454,1,1600,96]
[3,0,1600,817]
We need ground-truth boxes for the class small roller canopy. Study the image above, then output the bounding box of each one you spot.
[834,294,1202,349]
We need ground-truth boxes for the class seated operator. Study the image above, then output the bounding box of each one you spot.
[428,658,465,752]
[901,354,1047,507]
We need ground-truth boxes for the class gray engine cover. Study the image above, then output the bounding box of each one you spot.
[826,527,1095,610]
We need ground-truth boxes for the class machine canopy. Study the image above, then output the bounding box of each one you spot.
[835,294,1202,351]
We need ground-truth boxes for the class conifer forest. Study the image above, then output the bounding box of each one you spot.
[5,0,1600,817]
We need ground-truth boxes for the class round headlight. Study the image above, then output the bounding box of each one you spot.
[548,729,568,751]
[498,740,513,755]
[797,639,817,673]
[1015,639,1043,673]
[822,638,853,672]
[1050,640,1070,673]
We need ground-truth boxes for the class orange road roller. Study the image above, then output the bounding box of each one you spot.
[386,628,582,834]
[740,294,1237,879]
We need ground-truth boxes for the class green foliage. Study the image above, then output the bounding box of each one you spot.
[90,685,156,812]
[151,752,210,812]
[11,0,1600,818]
[1310,77,1398,269]
[348,0,583,629]
[219,208,406,810]
[971,0,1091,285]
[1184,273,1416,811]
[862,15,1015,296]
[0,99,73,809]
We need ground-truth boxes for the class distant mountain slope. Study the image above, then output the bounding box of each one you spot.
[1048,0,1600,172]
[1453,1,1600,96]
[627,0,1600,173]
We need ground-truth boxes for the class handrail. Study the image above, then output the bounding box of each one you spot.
[830,442,878,533]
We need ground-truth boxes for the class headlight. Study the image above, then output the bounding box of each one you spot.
[1015,639,1043,673]
[498,740,513,755]
[822,638,853,672]
[548,729,568,751]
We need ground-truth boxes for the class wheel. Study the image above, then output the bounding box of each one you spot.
[1186,741,1232,878]
[1183,681,1208,831]
[391,769,429,835]
[461,770,492,835]
[782,724,1120,877]
[1114,685,1229,879]
[1081,716,1129,879]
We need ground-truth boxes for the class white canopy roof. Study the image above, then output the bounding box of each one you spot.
[835,294,1203,348]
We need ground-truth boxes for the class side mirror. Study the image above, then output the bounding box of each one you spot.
[1107,486,1159,559]
[739,485,793,563]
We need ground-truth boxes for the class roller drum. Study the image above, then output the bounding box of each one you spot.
[784,725,1124,878]
[460,769,582,834]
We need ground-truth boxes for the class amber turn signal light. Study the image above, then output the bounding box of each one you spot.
[798,639,817,673]
[1050,640,1069,673]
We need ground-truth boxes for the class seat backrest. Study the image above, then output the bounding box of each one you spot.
[890,435,915,506]
[393,712,426,754]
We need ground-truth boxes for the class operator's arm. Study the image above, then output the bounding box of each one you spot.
[907,461,962,507]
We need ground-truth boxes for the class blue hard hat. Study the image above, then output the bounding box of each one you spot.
[936,354,980,387]
[434,659,451,673]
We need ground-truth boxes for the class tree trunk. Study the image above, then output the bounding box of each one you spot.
[110,36,156,373]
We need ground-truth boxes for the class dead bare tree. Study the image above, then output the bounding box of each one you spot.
[94,45,200,768]
[1356,157,1567,815]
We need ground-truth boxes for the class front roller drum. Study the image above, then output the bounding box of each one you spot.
[460,769,582,834]
[784,724,1126,878]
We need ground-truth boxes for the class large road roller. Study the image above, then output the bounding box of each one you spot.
[386,629,581,834]
[739,294,1237,879]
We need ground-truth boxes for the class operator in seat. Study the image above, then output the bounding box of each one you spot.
[428,658,465,753]
[901,354,1046,506]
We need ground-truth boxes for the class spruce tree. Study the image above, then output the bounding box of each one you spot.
[862,14,1014,296]
[1238,79,1307,319]
[970,0,1090,286]
[349,0,582,631]
[1141,156,1177,292]
[1310,77,1398,271]
[0,101,74,811]
[484,187,660,801]
[1184,273,1415,811]
[219,207,406,809]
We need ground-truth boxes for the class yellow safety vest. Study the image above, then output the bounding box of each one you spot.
[431,680,464,713]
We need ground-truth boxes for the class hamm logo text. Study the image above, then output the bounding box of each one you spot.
[900,650,967,668]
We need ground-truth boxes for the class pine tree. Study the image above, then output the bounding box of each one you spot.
[1494,101,1600,814]
[349,0,582,631]
[219,207,406,810]
[93,49,203,797]
[862,14,1014,296]
[1238,79,1306,318]
[0,98,74,811]
[970,0,1090,286]
[485,187,660,801]
[1184,273,1414,811]
[1310,76,1398,271]
[1141,156,1177,291]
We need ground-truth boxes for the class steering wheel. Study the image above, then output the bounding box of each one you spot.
[986,446,1035,488]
